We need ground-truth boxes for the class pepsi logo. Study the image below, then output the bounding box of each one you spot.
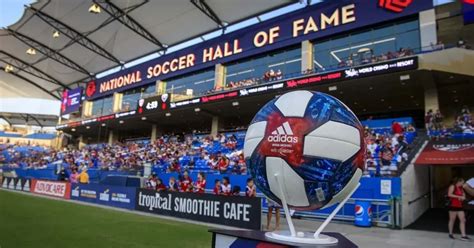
[355,205,364,216]
[379,0,412,13]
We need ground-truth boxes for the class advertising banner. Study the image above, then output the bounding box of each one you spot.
[30,179,71,199]
[70,183,136,210]
[85,0,433,100]
[60,87,83,115]
[2,177,31,192]
[463,0,474,24]
[415,139,474,165]
[135,189,262,230]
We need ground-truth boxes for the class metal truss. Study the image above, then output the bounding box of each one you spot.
[0,66,61,100]
[0,50,70,90]
[191,0,225,28]
[0,115,12,126]
[20,114,43,127]
[93,0,165,49]
[28,7,121,65]
[7,29,91,76]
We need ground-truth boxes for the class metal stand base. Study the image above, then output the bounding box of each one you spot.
[266,231,338,244]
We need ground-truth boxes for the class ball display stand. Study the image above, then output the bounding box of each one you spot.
[265,173,360,245]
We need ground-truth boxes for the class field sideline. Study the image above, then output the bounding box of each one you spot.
[0,190,211,248]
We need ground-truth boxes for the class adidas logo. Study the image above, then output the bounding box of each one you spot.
[267,121,298,143]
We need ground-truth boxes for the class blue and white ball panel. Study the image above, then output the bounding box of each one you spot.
[303,121,361,162]
[274,90,313,117]
[243,121,267,159]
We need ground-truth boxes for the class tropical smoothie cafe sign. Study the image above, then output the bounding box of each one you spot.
[83,0,433,100]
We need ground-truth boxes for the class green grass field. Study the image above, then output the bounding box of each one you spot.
[0,190,211,248]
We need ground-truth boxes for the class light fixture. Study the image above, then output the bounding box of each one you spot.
[52,30,60,38]
[4,64,14,72]
[232,101,239,106]
[71,128,76,132]
[88,3,101,14]
[380,99,385,102]
[328,86,337,91]
[101,123,106,127]
[119,120,124,124]
[194,108,201,112]
[141,116,147,120]
[26,48,36,55]
[86,126,90,129]
[165,113,171,117]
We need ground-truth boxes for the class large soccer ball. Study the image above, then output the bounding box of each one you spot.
[244,90,365,210]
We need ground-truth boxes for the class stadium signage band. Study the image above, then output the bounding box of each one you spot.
[30,179,71,199]
[83,0,433,100]
[70,183,136,210]
[137,94,170,114]
[135,189,262,230]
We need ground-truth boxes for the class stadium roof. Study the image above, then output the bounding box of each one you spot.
[0,0,299,100]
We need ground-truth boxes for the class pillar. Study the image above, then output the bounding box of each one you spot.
[419,9,437,52]
[112,92,123,112]
[301,40,314,73]
[423,77,439,113]
[151,124,157,142]
[82,100,93,117]
[107,130,118,145]
[214,64,226,90]
[156,80,167,95]
[211,116,220,137]
[78,135,86,149]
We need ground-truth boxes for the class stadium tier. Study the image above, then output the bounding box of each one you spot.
[1,0,474,246]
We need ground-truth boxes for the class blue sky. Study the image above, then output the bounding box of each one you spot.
[0,0,34,27]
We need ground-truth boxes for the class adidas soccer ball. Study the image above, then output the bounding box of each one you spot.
[244,90,365,210]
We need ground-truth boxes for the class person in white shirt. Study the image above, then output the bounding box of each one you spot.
[464,178,474,205]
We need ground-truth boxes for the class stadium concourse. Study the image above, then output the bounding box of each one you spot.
[1,0,474,247]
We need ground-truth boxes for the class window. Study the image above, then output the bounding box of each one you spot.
[225,47,301,86]
[121,88,141,111]
[166,69,215,96]
[313,19,420,69]
[91,96,113,116]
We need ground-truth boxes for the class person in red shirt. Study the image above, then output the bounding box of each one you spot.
[391,121,404,135]
[180,171,193,192]
[246,178,257,197]
[194,172,206,193]
[221,176,232,196]
[447,177,470,241]
[218,156,229,174]
[213,179,221,195]
[156,178,167,192]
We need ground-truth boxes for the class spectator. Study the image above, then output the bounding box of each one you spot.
[180,171,193,192]
[266,198,281,231]
[156,178,167,192]
[58,167,68,181]
[218,156,229,174]
[434,110,443,130]
[447,177,470,241]
[231,185,241,196]
[194,172,206,193]
[221,176,232,196]
[246,178,257,197]
[425,109,434,131]
[168,177,178,192]
[145,174,158,189]
[391,121,403,135]
[78,167,89,184]
[69,169,79,183]
[213,179,221,195]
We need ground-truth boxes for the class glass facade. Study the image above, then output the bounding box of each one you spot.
[121,88,142,111]
[313,19,420,70]
[165,69,215,96]
[225,47,301,86]
[91,96,113,117]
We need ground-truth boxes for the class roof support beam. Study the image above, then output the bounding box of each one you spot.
[28,7,122,65]
[190,0,225,28]
[0,115,12,126]
[27,114,43,128]
[93,0,165,49]
[0,50,70,90]
[7,29,91,76]
[0,66,61,100]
